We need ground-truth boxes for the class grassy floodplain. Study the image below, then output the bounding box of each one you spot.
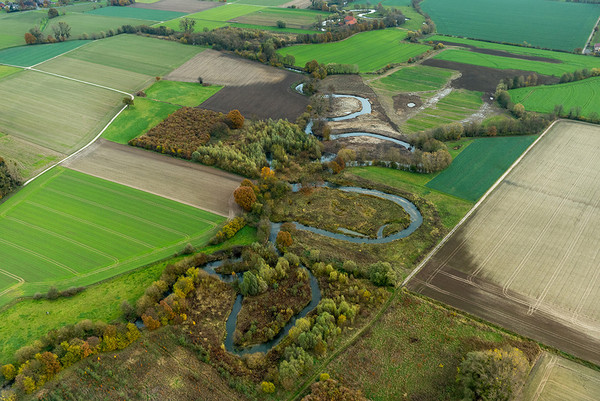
[402,90,483,133]
[425,135,537,201]
[0,226,256,365]
[509,77,600,119]
[277,29,430,72]
[421,0,600,51]
[0,167,224,306]
[373,65,454,92]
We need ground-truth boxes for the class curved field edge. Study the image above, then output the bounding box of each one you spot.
[0,167,225,307]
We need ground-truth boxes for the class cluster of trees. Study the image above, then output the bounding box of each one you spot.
[109,0,134,6]
[0,157,21,200]
[0,321,141,397]
[375,4,407,27]
[498,73,540,90]
[32,285,85,301]
[559,67,600,83]
[302,377,368,401]
[457,347,529,400]
[24,22,71,44]
[191,119,322,177]
[129,108,225,159]
[210,216,246,245]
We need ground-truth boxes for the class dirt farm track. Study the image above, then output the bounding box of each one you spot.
[408,121,600,364]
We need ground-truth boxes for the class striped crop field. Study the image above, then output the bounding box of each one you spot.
[0,167,224,307]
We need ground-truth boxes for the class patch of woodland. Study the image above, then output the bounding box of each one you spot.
[129,107,223,159]
[0,157,21,200]
[301,377,368,401]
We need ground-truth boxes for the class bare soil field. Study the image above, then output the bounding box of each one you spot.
[408,121,600,364]
[166,50,308,120]
[435,41,562,63]
[422,59,559,92]
[165,49,289,86]
[129,0,222,13]
[63,139,243,217]
[521,352,600,400]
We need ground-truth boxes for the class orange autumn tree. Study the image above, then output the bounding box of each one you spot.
[234,185,257,211]
[227,109,245,129]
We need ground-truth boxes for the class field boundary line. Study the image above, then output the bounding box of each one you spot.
[583,15,600,53]
[28,40,93,69]
[402,119,560,287]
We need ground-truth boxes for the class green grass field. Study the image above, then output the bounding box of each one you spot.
[102,98,179,144]
[433,48,600,77]
[228,22,320,34]
[234,8,328,29]
[425,135,537,201]
[85,6,186,22]
[421,0,600,52]
[509,77,600,119]
[65,35,204,76]
[277,29,430,72]
[0,225,256,365]
[0,10,47,50]
[0,65,21,80]
[0,40,90,67]
[373,65,454,93]
[185,4,263,21]
[145,80,222,107]
[46,13,158,39]
[403,90,482,133]
[347,164,473,229]
[35,56,154,93]
[158,18,230,32]
[234,0,290,5]
[0,70,123,154]
[0,167,224,307]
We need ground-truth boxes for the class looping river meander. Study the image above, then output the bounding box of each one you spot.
[201,84,423,355]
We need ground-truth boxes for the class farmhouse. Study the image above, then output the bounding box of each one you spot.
[344,15,357,25]
[594,43,600,53]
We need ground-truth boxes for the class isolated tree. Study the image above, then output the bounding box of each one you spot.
[48,7,58,18]
[122,97,134,107]
[227,109,245,129]
[457,347,529,401]
[179,18,196,35]
[24,32,37,45]
[276,230,293,250]
[233,186,256,211]
[197,76,203,85]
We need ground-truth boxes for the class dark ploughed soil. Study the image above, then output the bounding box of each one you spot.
[129,0,222,13]
[435,41,562,64]
[393,93,423,113]
[422,59,559,92]
[201,74,309,121]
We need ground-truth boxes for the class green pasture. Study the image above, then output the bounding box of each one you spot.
[0,225,256,365]
[277,29,430,72]
[0,10,46,50]
[0,167,224,307]
[101,98,179,144]
[426,135,537,201]
[421,0,600,52]
[228,23,320,34]
[0,40,90,67]
[135,0,162,3]
[0,65,21,80]
[54,2,104,13]
[36,56,153,92]
[145,80,223,107]
[158,18,229,32]
[185,4,263,21]
[403,90,482,133]
[0,70,123,154]
[373,65,454,93]
[509,77,600,118]
[234,8,329,29]
[346,0,412,7]
[234,0,290,5]
[433,49,600,77]
[65,35,204,76]
[85,6,186,22]
[46,13,157,39]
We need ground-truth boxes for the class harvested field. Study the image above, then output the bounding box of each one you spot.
[0,135,62,179]
[85,5,186,21]
[278,0,311,7]
[521,352,600,401]
[422,58,559,92]
[408,121,600,364]
[129,0,222,13]
[165,49,289,86]
[64,139,243,217]
[233,8,328,29]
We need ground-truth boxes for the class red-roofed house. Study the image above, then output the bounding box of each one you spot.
[344,16,357,25]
